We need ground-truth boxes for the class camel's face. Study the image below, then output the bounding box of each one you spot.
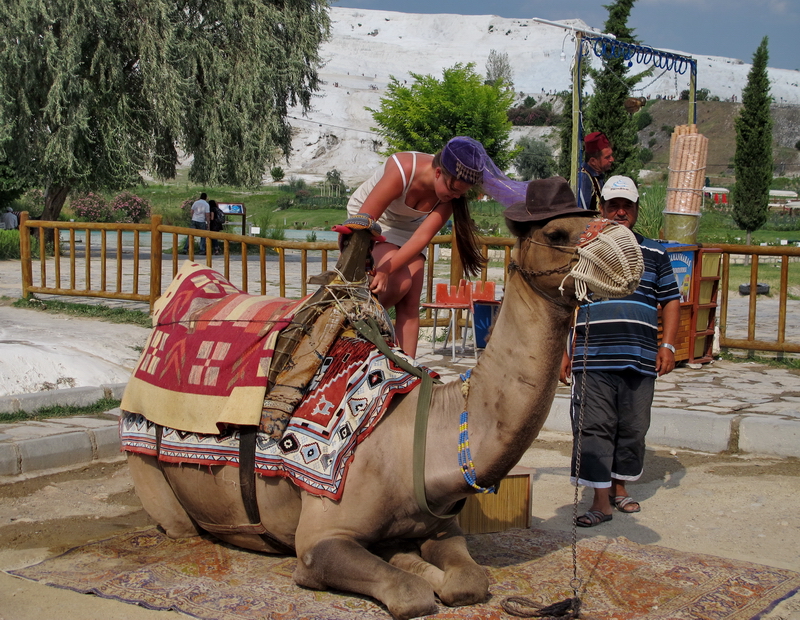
[510,214,595,303]
[512,214,642,306]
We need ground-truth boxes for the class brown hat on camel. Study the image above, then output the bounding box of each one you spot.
[504,176,598,223]
[584,131,610,153]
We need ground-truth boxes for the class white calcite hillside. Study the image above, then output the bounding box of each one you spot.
[279,7,800,185]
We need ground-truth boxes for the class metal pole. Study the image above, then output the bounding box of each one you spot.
[570,32,583,194]
[688,61,698,125]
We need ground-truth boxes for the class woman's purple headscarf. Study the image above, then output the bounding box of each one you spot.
[440,136,529,207]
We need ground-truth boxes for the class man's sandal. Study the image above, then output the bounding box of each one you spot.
[611,496,641,513]
[576,510,613,528]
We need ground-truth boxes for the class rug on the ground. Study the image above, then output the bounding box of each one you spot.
[9,527,799,620]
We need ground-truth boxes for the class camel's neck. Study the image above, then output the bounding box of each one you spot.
[455,274,574,488]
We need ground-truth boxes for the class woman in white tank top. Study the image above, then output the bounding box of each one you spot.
[343,137,527,357]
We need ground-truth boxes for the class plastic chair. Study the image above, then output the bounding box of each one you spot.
[468,281,501,358]
[421,280,472,361]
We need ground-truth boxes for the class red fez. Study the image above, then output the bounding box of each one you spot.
[584,131,610,152]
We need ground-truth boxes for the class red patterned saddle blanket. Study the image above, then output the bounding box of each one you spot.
[121,336,437,500]
[120,261,306,434]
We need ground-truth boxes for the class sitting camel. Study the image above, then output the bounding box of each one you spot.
[122,177,643,620]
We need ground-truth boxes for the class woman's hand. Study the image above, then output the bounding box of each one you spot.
[369,268,389,295]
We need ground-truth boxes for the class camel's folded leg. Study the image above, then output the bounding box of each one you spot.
[127,454,200,539]
[378,540,446,593]
[419,522,489,607]
[294,537,438,620]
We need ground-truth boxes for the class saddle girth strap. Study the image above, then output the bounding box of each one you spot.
[351,318,463,520]
[238,426,295,553]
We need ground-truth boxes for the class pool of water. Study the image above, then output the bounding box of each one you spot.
[75,228,338,247]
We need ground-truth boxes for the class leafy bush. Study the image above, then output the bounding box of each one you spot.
[281,177,308,193]
[158,206,189,226]
[507,103,562,126]
[661,125,674,135]
[111,192,151,223]
[274,195,293,210]
[636,184,665,239]
[648,137,657,148]
[795,140,800,151]
[0,229,21,259]
[17,188,45,217]
[270,166,285,182]
[639,148,654,166]
[0,229,42,260]
[70,193,113,222]
[635,110,653,131]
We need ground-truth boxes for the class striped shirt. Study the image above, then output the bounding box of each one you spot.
[572,234,680,377]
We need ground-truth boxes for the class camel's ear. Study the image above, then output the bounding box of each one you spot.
[504,217,537,239]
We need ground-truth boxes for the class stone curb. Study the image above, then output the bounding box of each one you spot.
[543,394,800,456]
[0,387,126,478]
[3,384,800,481]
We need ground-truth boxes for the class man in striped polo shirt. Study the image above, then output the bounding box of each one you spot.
[560,175,681,528]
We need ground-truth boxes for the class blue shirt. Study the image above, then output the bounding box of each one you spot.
[572,234,680,376]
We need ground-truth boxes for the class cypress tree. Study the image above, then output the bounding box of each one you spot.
[732,37,773,244]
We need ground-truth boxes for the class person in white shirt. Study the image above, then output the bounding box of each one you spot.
[183,193,210,253]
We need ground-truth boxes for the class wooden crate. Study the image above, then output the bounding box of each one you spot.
[659,303,692,362]
[458,467,532,534]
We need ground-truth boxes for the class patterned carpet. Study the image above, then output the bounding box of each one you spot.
[9,527,799,620]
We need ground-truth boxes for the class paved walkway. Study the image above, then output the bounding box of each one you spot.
[2,255,800,481]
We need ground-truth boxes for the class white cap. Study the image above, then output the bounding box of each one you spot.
[601,175,639,203]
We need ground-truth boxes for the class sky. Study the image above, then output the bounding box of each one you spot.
[332,0,799,72]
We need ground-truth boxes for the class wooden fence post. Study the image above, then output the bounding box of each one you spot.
[150,215,163,312]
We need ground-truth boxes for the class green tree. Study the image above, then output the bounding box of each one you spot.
[270,166,286,183]
[485,49,514,90]
[583,0,652,181]
[368,63,517,170]
[0,0,330,223]
[514,137,554,180]
[732,36,773,245]
[0,155,24,207]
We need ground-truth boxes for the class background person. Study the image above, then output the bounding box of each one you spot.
[577,131,614,210]
[182,192,210,253]
[208,199,225,254]
[560,175,680,527]
[1,206,18,230]
[343,136,526,357]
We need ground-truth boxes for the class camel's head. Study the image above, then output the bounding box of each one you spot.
[504,177,643,307]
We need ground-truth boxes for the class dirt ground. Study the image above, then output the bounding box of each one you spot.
[1,436,799,620]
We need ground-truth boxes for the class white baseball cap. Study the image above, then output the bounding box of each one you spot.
[601,175,639,203]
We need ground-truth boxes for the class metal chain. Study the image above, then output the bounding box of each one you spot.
[570,302,591,598]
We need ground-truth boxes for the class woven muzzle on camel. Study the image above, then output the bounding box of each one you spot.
[565,219,644,302]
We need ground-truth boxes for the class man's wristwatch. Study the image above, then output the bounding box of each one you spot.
[660,343,676,354]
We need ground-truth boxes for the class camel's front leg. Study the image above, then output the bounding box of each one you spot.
[294,537,438,620]
[419,521,489,607]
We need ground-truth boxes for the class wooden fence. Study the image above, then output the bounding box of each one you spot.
[17,213,512,328]
[18,213,800,355]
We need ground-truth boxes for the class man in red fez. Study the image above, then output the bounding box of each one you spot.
[577,131,614,210]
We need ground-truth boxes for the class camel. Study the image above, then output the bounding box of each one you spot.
[124,196,642,620]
